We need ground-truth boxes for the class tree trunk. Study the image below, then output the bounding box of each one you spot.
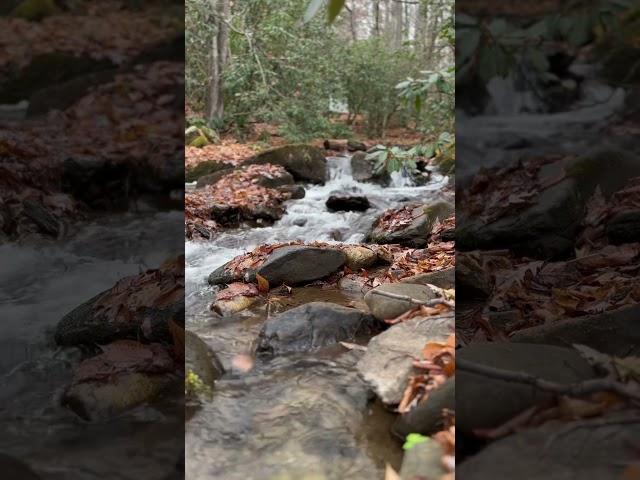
[372,0,380,36]
[392,0,403,48]
[206,0,229,126]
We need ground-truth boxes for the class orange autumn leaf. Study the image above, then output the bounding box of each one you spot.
[256,273,270,293]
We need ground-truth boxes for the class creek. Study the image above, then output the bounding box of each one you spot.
[185,155,449,479]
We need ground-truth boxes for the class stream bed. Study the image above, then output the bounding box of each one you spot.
[185,155,450,479]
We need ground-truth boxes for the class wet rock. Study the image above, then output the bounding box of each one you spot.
[0,453,42,480]
[185,160,233,183]
[357,313,454,404]
[400,439,447,480]
[194,168,234,188]
[62,340,176,420]
[211,295,259,316]
[186,356,379,479]
[326,194,370,212]
[292,217,307,227]
[607,209,640,245]
[350,151,390,185]
[338,274,372,295]
[457,343,596,436]
[368,201,453,247]
[185,331,224,394]
[257,245,346,286]
[343,245,378,270]
[256,302,380,355]
[63,371,173,421]
[207,263,241,286]
[278,184,305,199]
[400,267,455,289]
[393,377,455,438]
[364,283,441,321]
[247,144,327,184]
[511,304,640,357]
[456,253,493,298]
[457,413,640,480]
[256,169,295,188]
[55,260,184,346]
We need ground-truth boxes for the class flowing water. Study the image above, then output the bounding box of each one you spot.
[185,155,450,479]
[0,207,183,479]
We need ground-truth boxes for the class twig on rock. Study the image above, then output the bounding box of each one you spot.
[369,289,455,309]
[457,358,640,402]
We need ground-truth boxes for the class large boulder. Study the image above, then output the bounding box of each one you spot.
[256,302,380,355]
[256,245,346,286]
[456,343,596,436]
[0,453,42,480]
[356,313,454,404]
[246,145,327,184]
[364,283,441,321]
[457,413,640,480]
[368,202,453,247]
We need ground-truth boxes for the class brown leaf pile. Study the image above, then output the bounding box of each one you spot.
[93,255,184,329]
[577,177,640,255]
[0,1,178,72]
[185,141,259,169]
[185,164,291,239]
[458,155,565,224]
[373,205,416,233]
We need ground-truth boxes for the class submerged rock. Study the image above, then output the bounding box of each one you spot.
[364,283,441,321]
[457,343,596,436]
[400,438,448,480]
[256,245,346,286]
[256,302,380,355]
[357,313,454,405]
[326,195,370,212]
[368,201,453,247]
[247,144,327,184]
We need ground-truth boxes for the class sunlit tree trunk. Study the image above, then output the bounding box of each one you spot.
[206,0,229,125]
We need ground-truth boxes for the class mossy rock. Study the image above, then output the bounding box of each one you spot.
[11,0,58,21]
[185,125,218,148]
[247,144,327,184]
[185,331,224,399]
[185,160,232,183]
